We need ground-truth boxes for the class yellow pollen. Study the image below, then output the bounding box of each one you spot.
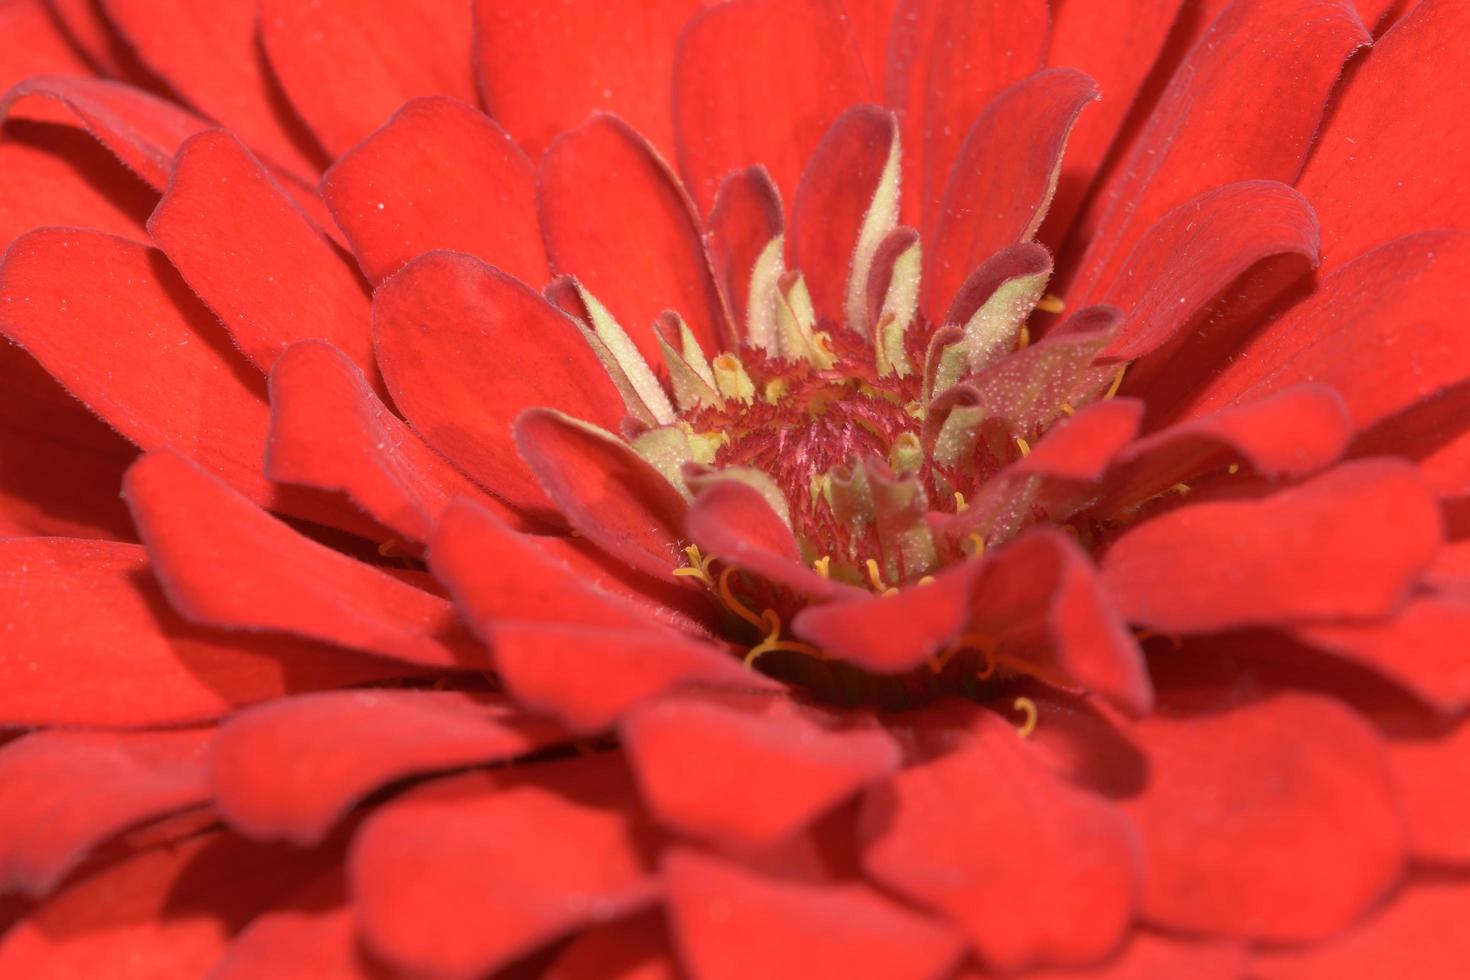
[864,559,888,593]
[1105,365,1128,400]
[812,555,832,578]
[954,491,969,513]
[1035,293,1066,314]
[1016,325,1031,350]
[1012,696,1039,737]
[1015,436,1032,457]
[1227,463,1241,475]
[673,544,716,587]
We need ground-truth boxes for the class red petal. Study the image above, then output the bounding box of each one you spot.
[1426,538,1470,593]
[1297,0,1470,275]
[516,408,689,581]
[706,166,784,336]
[99,0,322,176]
[212,690,565,846]
[792,558,983,673]
[259,0,474,159]
[473,0,702,163]
[0,227,363,530]
[429,500,676,635]
[1102,460,1441,633]
[1186,231,1470,434]
[789,105,896,327]
[266,340,512,545]
[927,68,1098,319]
[1024,933,1247,980]
[0,831,329,978]
[1042,0,1185,246]
[0,0,89,92]
[0,729,208,895]
[673,0,870,214]
[844,0,902,86]
[351,758,659,979]
[2,76,208,189]
[1291,596,1470,715]
[488,624,766,733]
[0,119,153,245]
[372,251,624,513]
[664,847,964,980]
[1124,694,1403,941]
[623,695,899,849]
[149,130,374,379]
[540,114,729,361]
[887,0,1048,234]
[1013,398,1143,483]
[1098,181,1319,360]
[209,875,369,980]
[1093,384,1352,515]
[1254,881,1470,979]
[861,711,1141,970]
[124,450,475,668]
[1068,0,1368,302]
[0,538,413,727]
[321,96,546,287]
[973,529,1151,716]
[546,912,678,980]
[1387,722,1470,864]
[686,480,842,600]
[0,343,135,540]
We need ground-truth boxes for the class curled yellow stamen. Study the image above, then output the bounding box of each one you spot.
[954,491,968,514]
[1012,696,1038,737]
[1105,365,1128,400]
[812,555,832,579]
[1015,436,1032,457]
[672,544,716,587]
[965,532,987,557]
[864,559,887,593]
[744,608,824,668]
[717,566,768,632]
[1035,293,1066,314]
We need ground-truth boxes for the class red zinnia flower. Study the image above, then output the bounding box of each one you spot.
[1,0,1468,976]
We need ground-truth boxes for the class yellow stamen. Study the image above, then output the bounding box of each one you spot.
[1015,436,1032,457]
[812,555,832,579]
[864,559,887,593]
[1016,325,1030,350]
[744,608,824,668]
[917,575,935,586]
[1105,365,1128,400]
[1012,696,1039,737]
[1227,463,1240,475]
[965,532,987,557]
[1060,401,1076,416]
[1035,293,1066,314]
[672,544,716,586]
[954,491,969,514]
[717,566,768,632]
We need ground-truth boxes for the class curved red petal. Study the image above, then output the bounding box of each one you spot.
[665,847,964,980]
[0,538,415,727]
[927,68,1097,319]
[1069,0,1368,302]
[124,450,475,669]
[0,120,153,245]
[209,877,370,980]
[674,0,870,214]
[789,104,896,328]
[861,711,1141,971]
[351,759,659,979]
[473,0,701,162]
[0,0,89,92]
[488,624,766,734]
[372,251,624,513]
[1387,722,1470,864]
[149,130,374,379]
[211,690,565,846]
[1187,231,1470,434]
[1013,398,1143,483]
[1298,0,1470,275]
[686,480,842,600]
[545,911,679,980]
[623,695,900,849]
[1024,932,1247,980]
[267,340,512,545]
[100,0,321,176]
[1102,460,1441,633]
[1124,694,1404,941]
[1098,181,1319,361]
[706,166,784,337]
[321,96,546,287]
[516,408,688,581]
[0,729,208,896]
[0,831,329,978]
[539,114,729,361]
[259,0,475,159]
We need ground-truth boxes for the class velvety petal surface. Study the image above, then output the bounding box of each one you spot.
[321,97,546,286]
[124,450,474,668]
[351,758,659,979]
[0,119,153,245]
[1387,722,1470,863]
[212,690,565,846]
[1124,694,1404,940]
[372,251,625,512]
